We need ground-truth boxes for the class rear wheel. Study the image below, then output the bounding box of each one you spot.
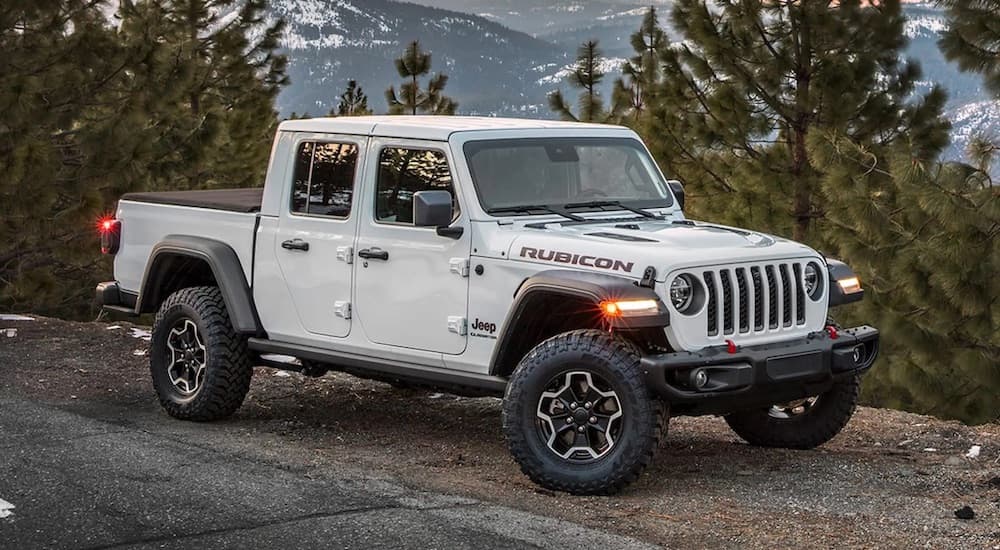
[502,330,666,495]
[724,374,860,449]
[150,286,253,421]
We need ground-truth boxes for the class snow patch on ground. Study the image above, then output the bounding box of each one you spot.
[0,498,14,519]
[129,328,151,342]
[0,314,34,321]
[261,354,302,366]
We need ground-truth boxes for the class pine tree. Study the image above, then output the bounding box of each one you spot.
[809,131,999,423]
[385,41,457,115]
[549,40,609,122]
[612,7,666,122]
[0,0,287,318]
[333,80,372,116]
[646,0,950,242]
[120,0,287,191]
[938,0,1000,96]
[0,0,134,316]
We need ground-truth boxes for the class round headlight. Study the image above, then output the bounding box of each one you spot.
[804,262,823,300]
[670,275,694,312]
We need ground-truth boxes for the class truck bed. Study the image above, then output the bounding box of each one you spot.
[114,191,261,295]
[121,188,263,213]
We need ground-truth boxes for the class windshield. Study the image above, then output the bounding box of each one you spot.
[463,137,672,214]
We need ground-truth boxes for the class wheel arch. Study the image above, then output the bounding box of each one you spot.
[136,235,262,336]
[489,269,669,377]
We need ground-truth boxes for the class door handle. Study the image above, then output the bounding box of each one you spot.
[357,247,389,261]
[281,239,310,251]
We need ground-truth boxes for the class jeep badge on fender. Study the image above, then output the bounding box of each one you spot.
[471,318,497,336]
[96,116,878,495]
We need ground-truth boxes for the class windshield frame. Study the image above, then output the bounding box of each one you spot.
[462,136,674,217]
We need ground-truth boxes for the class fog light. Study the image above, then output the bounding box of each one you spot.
[690,368,709,389]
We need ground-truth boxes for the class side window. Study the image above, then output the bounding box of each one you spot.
[376,147,457,225]
[290,141,359,218]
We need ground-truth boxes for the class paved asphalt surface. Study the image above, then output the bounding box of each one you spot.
[0,392,651,549]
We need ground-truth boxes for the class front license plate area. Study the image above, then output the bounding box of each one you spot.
[765,352,824,381]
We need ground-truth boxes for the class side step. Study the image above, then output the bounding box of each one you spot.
[247,338,507,398]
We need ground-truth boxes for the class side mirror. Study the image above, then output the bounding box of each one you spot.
[413,190,454,228]
[667,179,685,210]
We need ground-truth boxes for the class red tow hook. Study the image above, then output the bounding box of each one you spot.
[825,325,839,339]
[725,339,737,354]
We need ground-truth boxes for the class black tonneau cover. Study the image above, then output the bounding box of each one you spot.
[121,188,263,213]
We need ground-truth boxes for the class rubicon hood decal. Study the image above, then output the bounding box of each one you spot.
[519,246,634,273]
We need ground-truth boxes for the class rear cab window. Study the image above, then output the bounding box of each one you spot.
[291,141,359,218]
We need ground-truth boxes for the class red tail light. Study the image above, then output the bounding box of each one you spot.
[99,218,121,255]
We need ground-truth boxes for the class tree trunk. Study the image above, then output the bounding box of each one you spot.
[411,75,417,115]
[791,125,810,242]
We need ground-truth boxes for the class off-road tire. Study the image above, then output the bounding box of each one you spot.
[502,329,666,495]
[150,286,253,421]
[724,374,861,449]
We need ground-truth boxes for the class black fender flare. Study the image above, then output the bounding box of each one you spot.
[488,269,669,376]
[136,235,262,335]
[825,257,864,307]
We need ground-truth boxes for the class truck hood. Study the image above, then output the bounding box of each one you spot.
[504,217,820,280]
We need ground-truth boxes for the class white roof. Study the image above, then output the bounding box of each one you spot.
[277,115,627,141]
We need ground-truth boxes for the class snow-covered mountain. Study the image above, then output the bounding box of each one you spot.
[902,4,999,169]
[269,0,566,116]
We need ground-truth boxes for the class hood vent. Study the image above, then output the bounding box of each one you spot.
[585,232,657,243]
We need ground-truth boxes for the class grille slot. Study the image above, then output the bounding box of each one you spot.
[736,267,749,333]
[780,264,792,327]
[765,265,779,329]
[705,271,718,336]
[719,269,734,334]
[793,264,806,324]
[700,261,808,339]
[751,267,764,331]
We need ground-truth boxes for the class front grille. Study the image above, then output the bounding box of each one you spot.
[701,261,808,337]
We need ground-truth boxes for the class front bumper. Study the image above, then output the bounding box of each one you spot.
[640,325,879,415]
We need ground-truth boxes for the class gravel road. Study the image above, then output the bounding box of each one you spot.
[1,315,998,548]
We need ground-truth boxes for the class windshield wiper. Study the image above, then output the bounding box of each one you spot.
[486,204,585,222]
[562,200,661,219]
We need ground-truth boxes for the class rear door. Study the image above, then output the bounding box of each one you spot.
[274,136,365,337]
[352,139,471,354]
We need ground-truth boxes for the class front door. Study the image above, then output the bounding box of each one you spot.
[275,136,364,338]
[353,140,471,354]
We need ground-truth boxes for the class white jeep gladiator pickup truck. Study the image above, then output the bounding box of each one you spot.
[97,116,878,494]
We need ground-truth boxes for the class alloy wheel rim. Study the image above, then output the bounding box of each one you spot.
[536,371,623,462]
[166,319,207,395]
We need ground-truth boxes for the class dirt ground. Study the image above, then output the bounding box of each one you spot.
[2,315,999,548]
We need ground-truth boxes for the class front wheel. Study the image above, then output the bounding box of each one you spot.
[724,374,861,449]
[502,330,666,495]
